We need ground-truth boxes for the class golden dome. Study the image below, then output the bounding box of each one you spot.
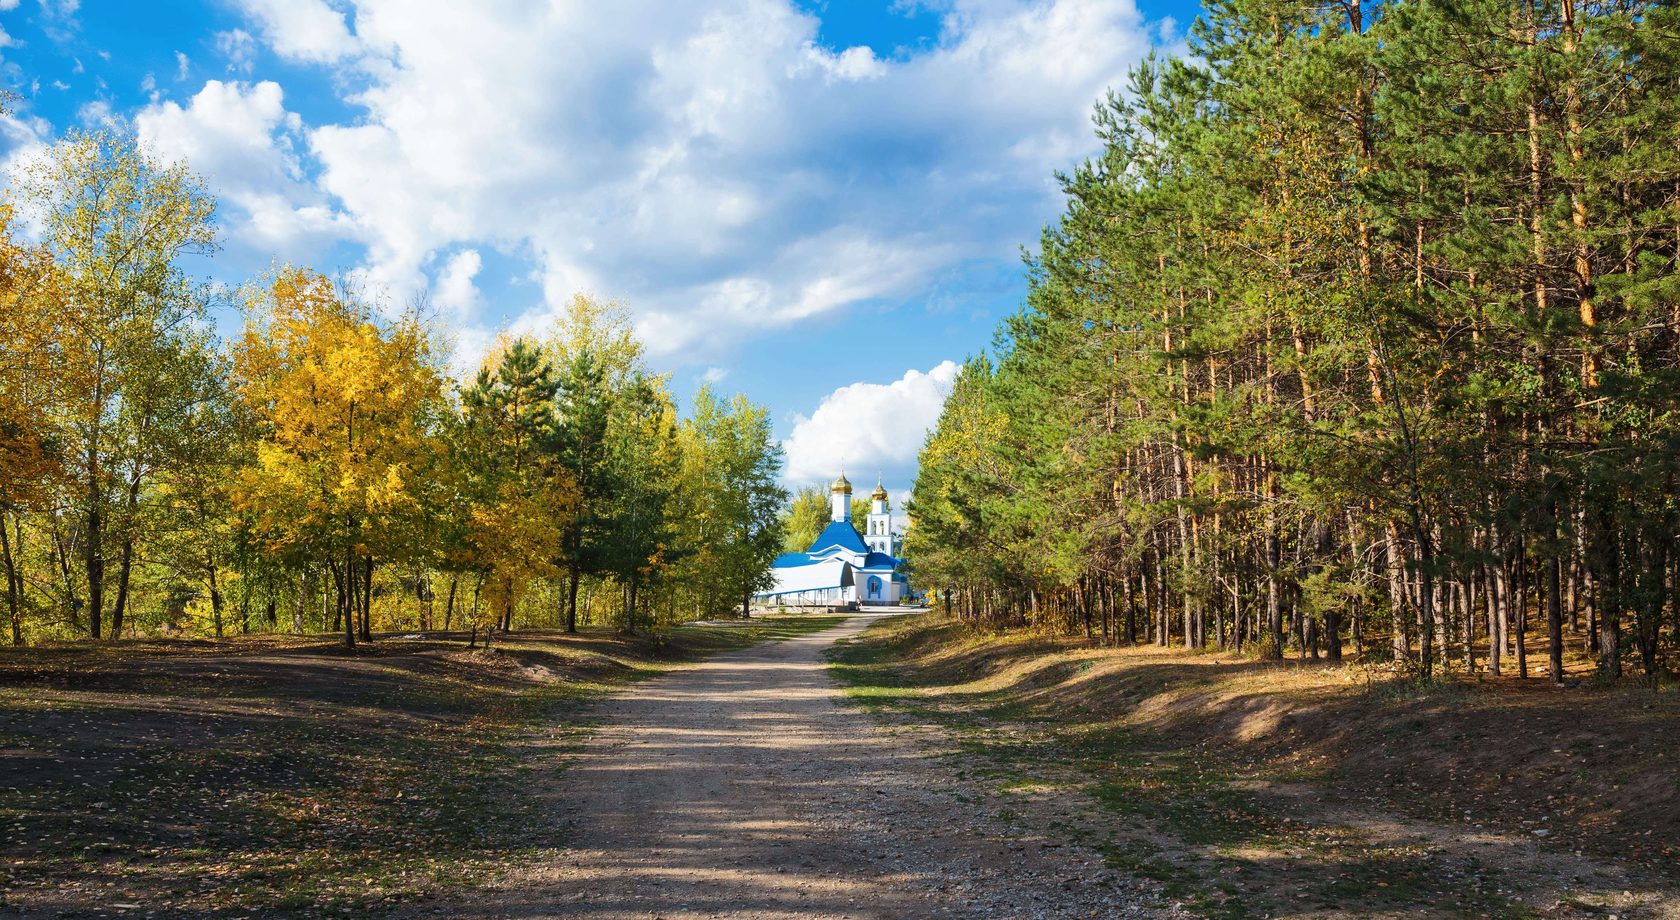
[830,472,853,494]
[871,480,887,501]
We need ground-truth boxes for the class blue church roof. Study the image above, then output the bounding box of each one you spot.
[771,523,901,572]
[807,521,869,556]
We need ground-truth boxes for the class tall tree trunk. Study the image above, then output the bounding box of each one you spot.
[1,511,22,645]
[565,563,582,633]
[1265,501,1284,660]
[1386,523,1409,662]
[359,556,374,642]
[1515,545,1529,680]
[1635,531,1665,678]
[109,534,135,641]
[85,444,104,641]
[1123,570,1137,644]
[109,470,143,640]
[207,553,225,638]
[1463,569,1477,674]
[341,546,356,649]
[329,561,343,633]
[294,571,308,634]
[1483,560,1500,676]
[1547,508,1565,684]
[1559,0,1598,388]
[52,515,80,635]
[1490,524,1509,675]
[1409,508,1436,682]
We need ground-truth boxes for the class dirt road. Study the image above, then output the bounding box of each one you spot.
[416,612,1158,919]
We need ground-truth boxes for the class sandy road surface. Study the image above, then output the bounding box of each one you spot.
[411,612,1157,920]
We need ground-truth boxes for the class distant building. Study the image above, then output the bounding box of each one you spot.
[754,472,909,607]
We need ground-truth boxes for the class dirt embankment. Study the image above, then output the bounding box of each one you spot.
[833,611,1680,913]
[842,616,1680,880]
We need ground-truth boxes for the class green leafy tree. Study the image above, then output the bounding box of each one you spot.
[600,375,679,634]
[16,128,216,639]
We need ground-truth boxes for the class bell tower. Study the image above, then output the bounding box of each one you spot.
[866,479,893,555]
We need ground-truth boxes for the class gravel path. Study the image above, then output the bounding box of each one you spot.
[419,612,1162,919]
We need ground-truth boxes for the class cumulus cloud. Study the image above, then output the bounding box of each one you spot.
[233,0,360,64]
[135,79,350,257]
[782,360,959,487]
[432,248,483,319]
[215,0,1159,360]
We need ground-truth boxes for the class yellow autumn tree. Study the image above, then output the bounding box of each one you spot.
[462,479,570,638]
[0,204,69,644]
[543,293,644,386]
[0,205,65,512]
[231,267,445,648]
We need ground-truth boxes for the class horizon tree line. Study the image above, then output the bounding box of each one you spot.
[0,126,788,647]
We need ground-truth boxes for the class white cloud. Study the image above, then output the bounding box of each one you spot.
[216,28,258,73]
[211,0,1158,362]
[75,99,112,125]
[233,0,360,64]
[135,80,350,257]
[0,109,53,217]
[174,50,189,80]
[35,0,78,43]
[444,323,496,381]
[701,366,729,384]
[782,360,959,486]
[803,43,886,83]
[432,248,483,319]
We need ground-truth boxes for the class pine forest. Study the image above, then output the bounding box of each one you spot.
[910,0,1680,685]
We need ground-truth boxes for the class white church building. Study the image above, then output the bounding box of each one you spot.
[754,473,910,607]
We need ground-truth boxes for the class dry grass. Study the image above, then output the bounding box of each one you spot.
[0,615,844,918]
[833,613,1680,919]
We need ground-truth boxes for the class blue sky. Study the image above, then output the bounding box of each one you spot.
[0,0,1198,498]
